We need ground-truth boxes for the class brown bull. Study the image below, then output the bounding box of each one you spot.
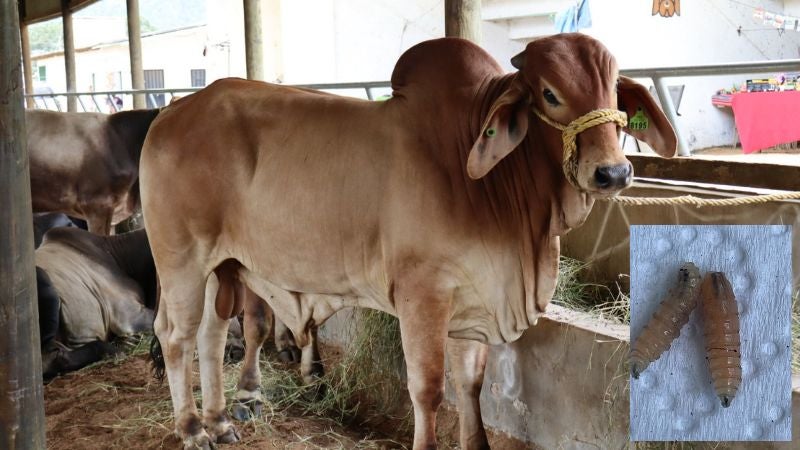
[140,34,675,449]
[27,108,160,235]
